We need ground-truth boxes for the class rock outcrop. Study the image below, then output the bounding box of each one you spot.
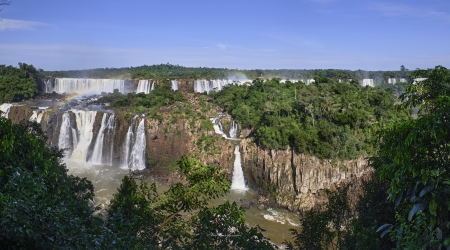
[240,138,370,211]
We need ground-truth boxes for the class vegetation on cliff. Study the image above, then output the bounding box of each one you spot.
[286,66,450,249]
[212,78,410,159]
[0,63,41,102]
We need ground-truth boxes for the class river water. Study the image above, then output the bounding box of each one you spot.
[65,160,300,246]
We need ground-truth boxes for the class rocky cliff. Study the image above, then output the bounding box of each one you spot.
[240,137,370,211]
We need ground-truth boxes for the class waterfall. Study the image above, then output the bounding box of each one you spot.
[91,113,108,163]
[29,110,44,123]
[122,124,133,168]
[229,120,238,138]
[230,145,248,191]
[362,79,374,87]
[70,110,97,162]
[0,103,13,118]
[137,80,151,94]
[129,119,146,170]
[58,112,77,158]
[122,116,146,170]
[49,78,125,95]
[193,79,234,94]
[171,80,178,91]
[388,78,396,84]
[210,117,228,138]
[90,113,116,164]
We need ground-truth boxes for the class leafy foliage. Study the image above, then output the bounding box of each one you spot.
[0,63,40,102]
[212,78,408,159]
[372,65,450,249]
[0,119,100,249]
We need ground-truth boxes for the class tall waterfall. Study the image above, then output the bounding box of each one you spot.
[70,110,98,162]
[122,116,146,170]
[91,113,116,164]
[171,80,179,91]
[0,103,13,118]
[136,80,155,94]
[47,78,125,95]
[58,112,77,158]
[230,145,248,191]
[229,120,238,138]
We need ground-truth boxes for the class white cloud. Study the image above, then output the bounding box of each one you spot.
[369,3,450,22]
[0,18,50,31]
[217,43,226,50]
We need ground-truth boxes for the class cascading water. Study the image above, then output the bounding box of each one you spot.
[193,79,236,94]
[137,80,151,94]
[58,112,77,158]
[171,80,178,91]
[210,117,228,138]
[48,78,125,95]
[122,116,146,170]
[91,113,116,164]
[362,79,374,87]
[29,110,44,123]
[70,110,97,162]
[230,145,248,191]
[229,120,238,138]
[0,103,13,118]
[129,118,146,170]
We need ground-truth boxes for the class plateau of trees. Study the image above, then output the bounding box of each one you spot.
[0,63,41,102]
[212,78,410,160]
[0,117,273,249]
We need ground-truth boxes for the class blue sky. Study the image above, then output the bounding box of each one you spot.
[0,0,449,71]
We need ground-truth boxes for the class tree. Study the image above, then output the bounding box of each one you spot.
[372,66,450,249]
[104,156,274,249]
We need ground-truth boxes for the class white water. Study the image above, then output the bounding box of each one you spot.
[193,79,245,94]
[59,112,76,157]
[0,103,13,118]
[210,117,228,138]
[362,79,374,87]
[129,119,146,170]
[137,80,151,94]
[388,78,397,84]
[229,120,238,138]
[230,145,248,191]
[91,113,108,163]
[48,78,125,95]
[171,80,178,91]
[70,110,97,162]
[29,110,44,123]
[122,116,146,170]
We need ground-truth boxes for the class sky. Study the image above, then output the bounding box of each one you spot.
[0,0,449,71]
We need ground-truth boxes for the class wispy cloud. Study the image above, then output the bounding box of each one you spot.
[217,43,226,50]
[369,3,450,22]
[0,18,50,31]
[1,43,448,71]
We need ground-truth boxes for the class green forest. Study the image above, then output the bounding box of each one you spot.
[0,63,42,102]
[212,78,410,159]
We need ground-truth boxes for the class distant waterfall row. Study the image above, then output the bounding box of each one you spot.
[45,78,125,95]
[57,110,146,170]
